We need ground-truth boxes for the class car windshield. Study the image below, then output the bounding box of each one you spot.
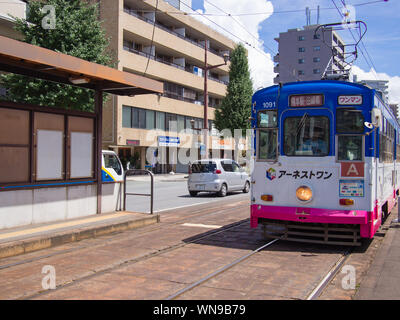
[191,161,217,173]
[104,154,122,175]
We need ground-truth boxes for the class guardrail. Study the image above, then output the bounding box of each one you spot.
[123,169,154,214]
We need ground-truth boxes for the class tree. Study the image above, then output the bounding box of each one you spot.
[214,43,253,160]
[0,0,114,112]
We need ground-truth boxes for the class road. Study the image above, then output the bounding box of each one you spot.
[124,178,250,213]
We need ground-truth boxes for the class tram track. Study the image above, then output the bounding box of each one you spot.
[163,236,351,300]
[1,196,356,300]
[23,218,251,300]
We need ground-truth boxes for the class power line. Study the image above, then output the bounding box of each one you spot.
[339,0,379,72]
[181,0,304,82]
[118,0,387,18]
[331,0,379,80]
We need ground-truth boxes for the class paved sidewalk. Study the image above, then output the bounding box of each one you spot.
[0,211,159,260]
[355,213,400,300]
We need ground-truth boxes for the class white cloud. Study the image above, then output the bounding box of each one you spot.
[351,66,400,105]
[193,0,276,90]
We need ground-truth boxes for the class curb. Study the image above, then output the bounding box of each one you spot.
[0,214,160,260]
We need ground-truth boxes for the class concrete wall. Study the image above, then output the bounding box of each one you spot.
[0,183,122,230]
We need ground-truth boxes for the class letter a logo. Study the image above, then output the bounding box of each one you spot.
[347,164,359,176]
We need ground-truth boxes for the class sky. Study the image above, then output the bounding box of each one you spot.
[190,0,400,105]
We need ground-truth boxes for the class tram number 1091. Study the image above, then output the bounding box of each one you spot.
[263,101,276,109]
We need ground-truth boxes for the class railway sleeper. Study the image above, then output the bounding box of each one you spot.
[260,219,361,246]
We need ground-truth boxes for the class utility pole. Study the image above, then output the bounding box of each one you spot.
[202,39,229,159]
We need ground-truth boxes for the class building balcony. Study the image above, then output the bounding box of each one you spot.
[122,7,229,66]
[273,54,279,63]
[121,49,227,97]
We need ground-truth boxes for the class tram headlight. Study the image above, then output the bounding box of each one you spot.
[296,186,313,202]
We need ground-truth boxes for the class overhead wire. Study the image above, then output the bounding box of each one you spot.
[180,0,302,82]
[118,0,387,17]
[339,0,379,73]
[331,0,379,80]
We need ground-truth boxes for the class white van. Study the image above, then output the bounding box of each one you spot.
[102,150,124,182]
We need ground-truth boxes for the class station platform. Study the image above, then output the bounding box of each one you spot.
[0,211,159,260]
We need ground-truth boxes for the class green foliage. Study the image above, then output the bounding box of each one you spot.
[214,43,253,135]
[0,0,115,111]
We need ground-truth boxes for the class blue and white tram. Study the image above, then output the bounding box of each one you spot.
[250,80,400,245]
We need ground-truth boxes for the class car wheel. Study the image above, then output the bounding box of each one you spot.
[218,184,227,197]
[243,181,250,193]
[189,191,198,197]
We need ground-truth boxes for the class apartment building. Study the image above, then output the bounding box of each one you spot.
[100,0,236,173]
[0,0,26,39]
[273,25,346,84]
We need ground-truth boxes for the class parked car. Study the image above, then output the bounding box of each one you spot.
[187,159,250,197]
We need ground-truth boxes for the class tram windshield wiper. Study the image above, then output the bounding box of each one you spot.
[296,112,309,136]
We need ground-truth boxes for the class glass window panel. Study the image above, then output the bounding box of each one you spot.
[156,112,165,131]
[338,135,363,161]
[258,110,277,128]
[132,108,139,128]
[122,106,132,128]
[104,154,122,175]
[138,109,146,129]
[284,116,329,156]
[258,130,277,160]
[336,109,364,133]
[166,113,177,132]
[177,115,185,133]
[146,110,155,130]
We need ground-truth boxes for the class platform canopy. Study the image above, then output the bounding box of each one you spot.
[0,35,163,96]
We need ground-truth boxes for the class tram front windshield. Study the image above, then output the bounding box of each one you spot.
[284,115,329,156]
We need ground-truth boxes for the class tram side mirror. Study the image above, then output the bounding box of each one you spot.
[364,122,374,129]
[371,108,382,128]
[364,108,382,135]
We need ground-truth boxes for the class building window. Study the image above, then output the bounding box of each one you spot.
[313,69,321,74]
[313,46,321,51]
[298,36,305,41]
[166,113,177,132]
[123,106,132,128]
[313,34,321,39]
[156,111,165,131]
[146,110,155,130]
[313,57,320,62]
[298,70,305,75]
[298,58,305,64]
[298,47,305,52]
[132,108,146,129]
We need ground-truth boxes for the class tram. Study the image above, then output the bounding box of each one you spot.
[250,80,400,245]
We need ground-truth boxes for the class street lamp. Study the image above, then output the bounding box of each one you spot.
[202,39,229,159]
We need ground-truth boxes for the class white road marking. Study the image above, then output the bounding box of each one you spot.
[181,223,222,229]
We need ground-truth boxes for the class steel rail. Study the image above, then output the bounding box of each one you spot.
[165,239,279,300]
[306,248,352,300]
[22,214,251,300]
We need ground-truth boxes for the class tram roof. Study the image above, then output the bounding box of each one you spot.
[253,80,371,98]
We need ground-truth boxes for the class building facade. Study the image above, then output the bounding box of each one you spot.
[354,78,389,104]
[0,0,26,39]
[273,25,346,84]
[99,0,237,173]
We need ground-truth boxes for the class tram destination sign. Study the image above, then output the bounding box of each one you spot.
[289,94,324,107]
